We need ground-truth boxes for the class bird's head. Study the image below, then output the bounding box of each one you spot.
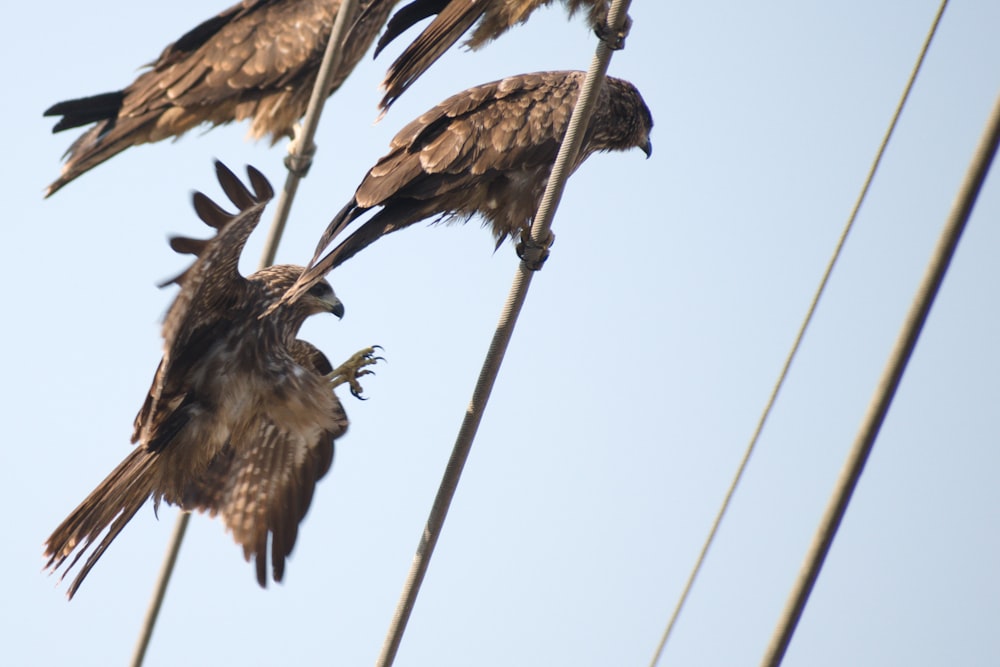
[297,278,345,319]
[595,77,654,159]
[253,265,344,325]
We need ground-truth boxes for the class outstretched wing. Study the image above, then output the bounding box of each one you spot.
[181,340,345,585]
[133,162,274,447]
[161,161,274,347]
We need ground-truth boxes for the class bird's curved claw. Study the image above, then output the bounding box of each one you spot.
[327,346,384,400]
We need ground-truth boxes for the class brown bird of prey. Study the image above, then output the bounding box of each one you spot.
[44,0,398,197]
[368,0,612,110]
[278,70,652,306]
[44,162,379,598]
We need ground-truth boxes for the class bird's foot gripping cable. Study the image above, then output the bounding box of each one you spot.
[516,229,555,272]
[285,123,318,177]
[328,346,384,399]
[595,14,631,50]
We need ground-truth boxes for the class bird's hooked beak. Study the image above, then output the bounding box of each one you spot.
[641,138,652,159]
[324,294,345,319]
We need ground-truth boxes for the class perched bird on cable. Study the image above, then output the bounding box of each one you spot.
[367,0,615,110]
[43,0,399,197]
[278,70,652,307]
[44,162,380,598]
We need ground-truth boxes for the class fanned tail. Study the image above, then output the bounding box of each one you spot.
[44,447,159,599]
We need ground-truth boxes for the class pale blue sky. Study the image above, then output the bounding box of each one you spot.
[3,2,999,665]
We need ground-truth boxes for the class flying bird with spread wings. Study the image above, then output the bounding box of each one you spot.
[366,0,613,110]
[279,70,652,306]
[44,0,399,197]
[44,162,379,598]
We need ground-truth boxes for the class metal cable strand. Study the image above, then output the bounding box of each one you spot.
[528,0,632,248]
[261,0,360,267]
[761,87,1000,665]
[129,3,359,664]
[647,3,949,664]
[129,511,189,667]
[375,3,634,665]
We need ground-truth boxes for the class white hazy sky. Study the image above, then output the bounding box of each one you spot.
[3,2,999,665]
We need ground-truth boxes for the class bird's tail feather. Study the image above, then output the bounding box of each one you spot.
[45,91,125,133]
[44,447,158,599]
[44,114,150,198]
[378,0,484,110]
[44,92,131,197]
[373,0,451,58]
[278,201,428,310]
[309,199,369,267]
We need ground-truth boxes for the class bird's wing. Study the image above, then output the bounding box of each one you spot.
[126,0,333,112]
[133,162,274,446]
[182,340,344,585]
[278,71,584,306]
[360,70,584,205]
[160,162,273,346]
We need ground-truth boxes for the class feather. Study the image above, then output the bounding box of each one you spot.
[45,163,355,597]
[375,0,610,110]
[279,70,653,306]
[43,0,398,196]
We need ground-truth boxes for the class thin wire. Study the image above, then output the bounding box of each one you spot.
[761,86,1000,666]
[129,511,189,667]
[375,3,633,665]
[129,3,359,664]
[261,0,360,267]
[527,0,632,250]
[648,2,950,664]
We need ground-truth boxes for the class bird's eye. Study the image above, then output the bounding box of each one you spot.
[307,282,332,298]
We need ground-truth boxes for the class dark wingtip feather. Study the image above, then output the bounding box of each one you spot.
[214,161,256,210]
[210,161,274,210]
[192,190,234,230]
[169,236,210,257]
[255,535,268,587]
[164,162,275,289]
[246,164,274,201]
[374,0,450,58]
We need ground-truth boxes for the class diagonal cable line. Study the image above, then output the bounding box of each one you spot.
[375,2,634,665]
[761,85,1000,666]
[648,2,950,664]
[260,0,360,268]
[128,3,360,665]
